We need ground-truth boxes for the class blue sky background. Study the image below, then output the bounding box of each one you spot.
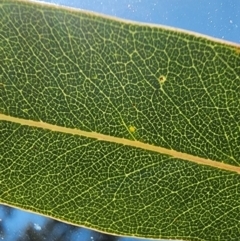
[1,1,239,241]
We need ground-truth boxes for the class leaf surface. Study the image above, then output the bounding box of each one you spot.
[0,1,240,240]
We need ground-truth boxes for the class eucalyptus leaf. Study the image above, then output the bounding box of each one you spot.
[0,1,240,240]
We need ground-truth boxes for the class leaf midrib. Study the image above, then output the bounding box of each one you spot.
[1,113,239,174]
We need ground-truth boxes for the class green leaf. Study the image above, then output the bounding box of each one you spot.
[0,1,240,240]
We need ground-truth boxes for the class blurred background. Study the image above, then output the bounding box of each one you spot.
[1,0,239,241]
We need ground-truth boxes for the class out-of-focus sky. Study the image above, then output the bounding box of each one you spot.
[1,1,239,241]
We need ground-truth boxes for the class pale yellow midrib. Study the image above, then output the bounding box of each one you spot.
[1,113,239,174]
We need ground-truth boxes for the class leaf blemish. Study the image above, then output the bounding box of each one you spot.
[129,125,136,133]
[158,75,166,84]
